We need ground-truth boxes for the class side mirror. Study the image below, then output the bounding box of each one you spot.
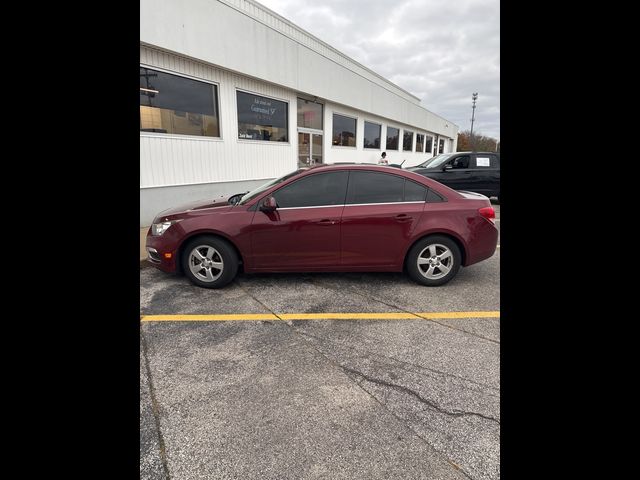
[260,196,277,212]
[443,164,453,171]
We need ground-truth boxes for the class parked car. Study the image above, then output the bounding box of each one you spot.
[407,152,500,202]
[145,164,498,288]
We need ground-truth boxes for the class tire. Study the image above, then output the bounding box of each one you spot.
[406,235,461,286]
[181,236,239,289]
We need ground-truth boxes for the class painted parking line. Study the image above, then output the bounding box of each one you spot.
[140,311,500,322]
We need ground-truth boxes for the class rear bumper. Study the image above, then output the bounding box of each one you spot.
[464,219,499,266]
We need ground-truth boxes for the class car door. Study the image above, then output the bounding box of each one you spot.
[471,153,500,196]
[250,171,348,269]
[340,171,425,267]
[441,154,472,191]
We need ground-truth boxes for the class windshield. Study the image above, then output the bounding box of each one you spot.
[417,153,455,169]
[238,169,306,205]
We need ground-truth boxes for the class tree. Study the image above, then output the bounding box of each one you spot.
[457,130,499,152]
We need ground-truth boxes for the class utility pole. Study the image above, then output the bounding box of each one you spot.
[470,92,478,151]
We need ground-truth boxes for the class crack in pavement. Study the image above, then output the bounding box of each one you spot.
[233,279,283,323]
[235,279,471,478]
[351,378,477,480]
[294,329,500,395]
[140,325,172,480]
[309,276,500,345]
[341,366,500,425]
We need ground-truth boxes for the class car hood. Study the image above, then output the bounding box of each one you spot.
[153,196,233,221]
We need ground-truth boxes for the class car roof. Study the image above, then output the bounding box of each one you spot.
[297,163,445,185]
[307,163,398,170]
[242,162,463,206]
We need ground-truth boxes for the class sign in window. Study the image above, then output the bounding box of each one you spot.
[237,91,289,142]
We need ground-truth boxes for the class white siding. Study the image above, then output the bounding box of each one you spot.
[140,0,458,138]
[140,46,297,188]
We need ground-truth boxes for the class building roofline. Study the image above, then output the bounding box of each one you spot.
[231,0,421,103]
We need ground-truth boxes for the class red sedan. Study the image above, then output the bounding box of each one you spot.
[145,164,498,288]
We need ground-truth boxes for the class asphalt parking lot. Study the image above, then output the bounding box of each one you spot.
[140,206,500,480]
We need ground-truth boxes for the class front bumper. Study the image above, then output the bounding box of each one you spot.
[145,228,180,273]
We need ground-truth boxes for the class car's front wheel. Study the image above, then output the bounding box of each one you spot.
[182,236,239,288]
[406,235,461,286]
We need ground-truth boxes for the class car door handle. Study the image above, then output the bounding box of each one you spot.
[316,219,337,226]
[394,214,412,223]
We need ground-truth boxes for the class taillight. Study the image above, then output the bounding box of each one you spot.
[478,206,496,224]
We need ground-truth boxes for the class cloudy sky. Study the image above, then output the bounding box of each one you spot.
[257,0,500,139]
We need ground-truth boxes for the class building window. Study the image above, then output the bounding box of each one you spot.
[297,98,323,130]
[403,130,414,151]
[438,138,445,154]
[416,134,424,153]
[425,135,433,153]
[140,67,220,137]
[332,114,357,147]
[363,121,381,149]
[237,91,289,142]
[387,127,399,150]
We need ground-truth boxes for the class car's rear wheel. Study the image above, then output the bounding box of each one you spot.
[182,236,238,288]
[406,235,461,286]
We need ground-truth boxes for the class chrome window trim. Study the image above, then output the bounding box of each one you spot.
[345,201,425,207]
[277,201,425,210]
[277,204,344,210]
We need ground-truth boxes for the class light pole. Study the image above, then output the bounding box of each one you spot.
[470,92,478,151]
[496,139,499,152]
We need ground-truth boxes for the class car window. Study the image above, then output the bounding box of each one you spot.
[474,154,498,168]
[404,179,427,201]
[239,168,306,204]
[272,171,349,208]
[426,188,445,203]
[417,153,454,168]
[346,171,404,204]
[451,155,470,169]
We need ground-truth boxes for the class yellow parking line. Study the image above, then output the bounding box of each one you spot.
[140,311,500,322]
[279,312,418,320]
[140,314,278,322]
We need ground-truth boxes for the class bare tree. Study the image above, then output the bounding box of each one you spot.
[457,130,499,152]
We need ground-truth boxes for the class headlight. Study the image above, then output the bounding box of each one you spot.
[151,219,182,236]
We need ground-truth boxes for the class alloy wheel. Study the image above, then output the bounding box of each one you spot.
[188,245,224,282]
[416,243,454,280]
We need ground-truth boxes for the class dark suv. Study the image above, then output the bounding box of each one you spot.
[407,152,500,202]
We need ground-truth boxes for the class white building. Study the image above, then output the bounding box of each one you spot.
[140,0,459,226]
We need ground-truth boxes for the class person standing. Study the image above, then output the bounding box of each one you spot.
[378,152,388,165]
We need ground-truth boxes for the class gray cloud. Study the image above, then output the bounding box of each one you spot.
[257,0,500,139]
